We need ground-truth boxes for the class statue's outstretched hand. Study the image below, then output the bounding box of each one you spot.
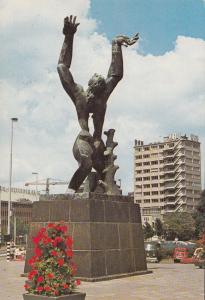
[115,33,139,47]
[63,15,80,35]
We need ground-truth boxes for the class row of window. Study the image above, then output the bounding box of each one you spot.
[142,207,162,214]
[186,189,201,195]
[136,175,164,181]
[137,141,200,152]
[144,191,164,195]
[0,186,36,195]
[135,154,163,159]
[185,150,200,156]
[186,158,200,164]
[137,143,175,152]
[136,198,165,204]
[143,183,162,188]
[136,158,200,166]
[135,160,163,166]
[136,168,164,174]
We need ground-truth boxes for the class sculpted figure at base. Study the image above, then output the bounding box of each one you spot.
[57,15,138,192]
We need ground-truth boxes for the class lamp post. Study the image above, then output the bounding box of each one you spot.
[32,172,39,201]
[7,117,18,236]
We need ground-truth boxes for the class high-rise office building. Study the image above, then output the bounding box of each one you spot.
[134,134,201,225]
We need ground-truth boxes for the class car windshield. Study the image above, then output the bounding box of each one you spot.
[145,243,158,251]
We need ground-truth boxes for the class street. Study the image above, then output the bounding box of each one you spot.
[0,258,204,300]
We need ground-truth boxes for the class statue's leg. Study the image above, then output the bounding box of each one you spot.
[69,156,92,191]
[69,130,93,191]
[92,139,106,179]
[83,171,99,192]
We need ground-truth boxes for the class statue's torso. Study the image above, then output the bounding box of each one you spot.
[73,85,108,137]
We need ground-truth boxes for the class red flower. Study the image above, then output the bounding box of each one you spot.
[32,235,41,245]
[54,290,59,296]
[28,269,38,279]
[51,240,57,247]
[47,273,54,279]
[66,237,73,248]
[39,227,46,234]
[66,249,73,257]
[34,247,42,257]
[48,223,55,228]
[42,237,52,245]
[57,258,64,266]
[32,228,46,245]
[62,283,69,289]
[51,250,57,257]
[56,225,68,233]
[24,284,30,290]
[28,256,37,266]
[61,225,68,233]
[44,285,51,292]
[37,276,44,283]
[36,286,43,292]
[55,236,63,243]
[75,279,81,286]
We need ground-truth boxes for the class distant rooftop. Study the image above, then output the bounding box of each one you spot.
[135,133,199,147]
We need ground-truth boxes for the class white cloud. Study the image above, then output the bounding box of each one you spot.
[1,1,205,194]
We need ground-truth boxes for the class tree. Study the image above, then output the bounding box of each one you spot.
[193,190,205,238]
[163,212,195,241]
[143,222,155,239]
[155,218,164,237]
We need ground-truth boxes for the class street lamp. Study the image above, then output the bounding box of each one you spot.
[32,172,39,201]
[7,117,18,236]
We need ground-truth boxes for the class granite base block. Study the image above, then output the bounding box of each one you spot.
[23,293,86,300]
[24,193,147,281]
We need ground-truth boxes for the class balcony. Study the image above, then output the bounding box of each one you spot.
[164,183,175,189]
[163,160,174,166]
[164,176,175,182]
[163,168,175,174]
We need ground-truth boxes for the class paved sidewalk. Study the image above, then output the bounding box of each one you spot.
[0,258,204,300]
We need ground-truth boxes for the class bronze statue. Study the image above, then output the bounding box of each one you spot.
[57,15,138,192]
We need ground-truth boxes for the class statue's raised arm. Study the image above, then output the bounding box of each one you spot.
[106,33,139,97]
[114,33,139,47]
[57,15,80,104]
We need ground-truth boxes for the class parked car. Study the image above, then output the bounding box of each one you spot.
[144,242,162,263]
[160,241,197,259]
[173,247,189,263]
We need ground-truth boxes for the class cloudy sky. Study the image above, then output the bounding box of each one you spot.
[1,0,205,194]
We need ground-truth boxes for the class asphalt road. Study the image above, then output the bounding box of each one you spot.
[0,258,204,300]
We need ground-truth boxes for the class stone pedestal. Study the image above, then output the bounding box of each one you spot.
[24,193,148,281]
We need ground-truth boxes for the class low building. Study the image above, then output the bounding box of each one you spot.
[0,186,38,237]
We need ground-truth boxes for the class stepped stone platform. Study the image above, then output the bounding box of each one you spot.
[24,193,149,281]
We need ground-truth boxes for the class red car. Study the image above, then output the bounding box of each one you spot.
[173,247,189,263]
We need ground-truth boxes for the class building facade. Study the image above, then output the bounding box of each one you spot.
[134,134,201,225]
[0,186,37,238]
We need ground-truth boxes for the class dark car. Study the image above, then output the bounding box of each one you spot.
[144,242,162,263]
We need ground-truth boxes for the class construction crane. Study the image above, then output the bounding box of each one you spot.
[25,178,68,195]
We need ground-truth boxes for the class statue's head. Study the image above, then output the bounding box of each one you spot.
[88,73,106,95]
